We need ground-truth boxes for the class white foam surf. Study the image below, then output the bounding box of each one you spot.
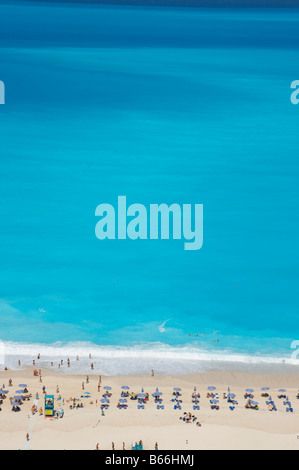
[1,339,298,376]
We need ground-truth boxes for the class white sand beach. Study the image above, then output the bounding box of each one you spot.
[0,366,298,450]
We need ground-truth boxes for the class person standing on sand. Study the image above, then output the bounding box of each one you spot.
[96,443,99,450]
[151,370,154,377]
[122,442,125,450]
[82,382,85,390]
[26,433,30,441]
[155,442,158,451]
[112,442,115,451]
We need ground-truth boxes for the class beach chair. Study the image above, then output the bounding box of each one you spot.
[229,406,235,411]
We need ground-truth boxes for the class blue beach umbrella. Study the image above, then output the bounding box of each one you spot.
[14,396,23,400]
[19,384,27,388]
[250,401,259,406]
[1,390,9,394]
[104,386,111,390]
[101,398,109,403]
[208,386,216,391]
[11,401,21,406]
[278,389,286,393]
[261,387,270,391]
[119,399,127,403]
[121,386,130,390]
[138,393,146,399]
[152,392,162,397]
[173,388,181,392]
[246,389,254,393]
[210,399,219,404]
[16,390,25,394]
[228,393,236,398]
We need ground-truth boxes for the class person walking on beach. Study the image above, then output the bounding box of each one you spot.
[96,443,99,450]
[122,442,125,451]
[26,433,30,441]
[155,442,158,451]
[112,442,115,451]
[82,382,85,390]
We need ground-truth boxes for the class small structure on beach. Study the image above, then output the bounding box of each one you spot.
[45,395,55,417]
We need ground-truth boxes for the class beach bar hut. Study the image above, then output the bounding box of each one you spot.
[45,395,55,417]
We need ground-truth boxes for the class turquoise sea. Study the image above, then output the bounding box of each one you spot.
[0,1,299,373]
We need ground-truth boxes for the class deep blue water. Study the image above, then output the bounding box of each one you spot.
[0,2,299,369]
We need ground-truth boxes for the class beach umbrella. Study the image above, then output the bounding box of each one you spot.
[119,399,127,403]
[210,399,219,404]
[228,393,236,398]
[1,390,8,395]
[152,392,162,397]
[173,388,181,392]
[15,390,25,394]
[278,389,286,393]
[14,396,23,400]
[155,387,159,392]
[19,384,27,388]
[138,393,146,399]
[101,398,109,403]
[208,386,216,391]
[246,389,254,393]
[261,387,270,391]
[84,392,91,395]
[250,401,259,406]
[104,386,111,391]
[11,401,21,406]
[121,386,130,390]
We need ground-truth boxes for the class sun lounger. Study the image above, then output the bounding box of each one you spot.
[229,406,235,411]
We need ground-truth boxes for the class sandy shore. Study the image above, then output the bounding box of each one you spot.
[0,367,298,450]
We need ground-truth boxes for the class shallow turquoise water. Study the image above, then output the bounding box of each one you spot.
[0,2,299,368]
